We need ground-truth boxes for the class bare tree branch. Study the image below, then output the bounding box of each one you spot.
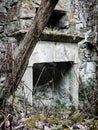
[1,0,59,101]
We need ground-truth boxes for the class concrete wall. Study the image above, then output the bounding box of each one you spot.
[22,39,97,107]
[22,41,79,108]
[22,67,33,104]
[28,41,78,65]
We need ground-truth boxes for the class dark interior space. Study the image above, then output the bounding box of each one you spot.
[33,62,72,87]
[36,8,66,29]
[46,10,66,29]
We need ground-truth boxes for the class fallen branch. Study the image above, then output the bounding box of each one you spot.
[13,124,26,130]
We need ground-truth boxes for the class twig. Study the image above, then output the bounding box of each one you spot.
[0,114,11,128]
[81,98,98,114]
[33,66,46,93]
[13,124,25,130]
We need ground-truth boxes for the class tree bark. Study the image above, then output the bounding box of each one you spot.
[0,0,58,102]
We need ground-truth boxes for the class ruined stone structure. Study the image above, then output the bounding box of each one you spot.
[0,0,97,108]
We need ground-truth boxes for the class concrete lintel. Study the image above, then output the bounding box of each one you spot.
[12,29,84,43]
[41,32,84,43]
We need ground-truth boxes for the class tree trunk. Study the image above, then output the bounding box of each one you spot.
[0,0,58,103]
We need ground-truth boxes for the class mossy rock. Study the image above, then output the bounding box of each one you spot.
[70,113,84,123]
[25,117,35,126]
[25,114,44,126]
[48,115,59,124]
[38,113,46,121]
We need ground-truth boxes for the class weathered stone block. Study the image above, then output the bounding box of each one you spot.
[79,42,87,49]
[55,0,66,11]
[8,37,18,49]
[19,2,35,19]
[7,1,35,21]
[91,50,97,61]
[0,4,7,13]
[6,21,20,35]
[86,73,96,87]
[0,33,8,46]
[0,14,7,24]
[79,62,86,71]
[86,62,96,73]
[79,52,85,61]
[19,19,33,29]
[7,5,18,21]
[0,25,3,33]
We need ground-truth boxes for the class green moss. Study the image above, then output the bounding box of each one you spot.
[24,0,32,5]
[25,117,35,126]
[39,113,46,121]
[43,28,66,35]
[70,112,84,123]
[18,0,34,6]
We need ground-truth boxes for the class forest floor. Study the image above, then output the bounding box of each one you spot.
[0,95,98,130]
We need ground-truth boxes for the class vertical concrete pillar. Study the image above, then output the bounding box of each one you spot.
[69,64,79,108]
[22,67,33,105]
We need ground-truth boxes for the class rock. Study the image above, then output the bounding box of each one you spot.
[19,19,33,29]
[80,43,87,49]
[70,112,84,123]
[0,25,3,33]
[8,37,18,49]
[0,4,7,13]
[19,2,35,19]
[79,52,85,61]
[7,5,18,21]
[10,0,18,6]
[86,62,96,73]
[0,14,7,24]
[6,21,20,35]
[55,0,66,11]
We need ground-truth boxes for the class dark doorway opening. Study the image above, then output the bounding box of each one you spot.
[33,62,72,88]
